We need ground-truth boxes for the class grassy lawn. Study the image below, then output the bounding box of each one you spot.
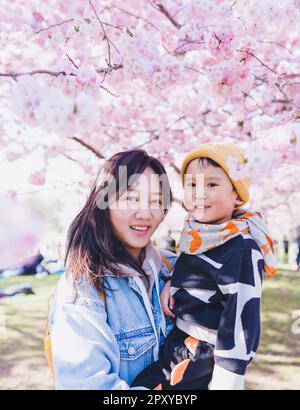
[246,270,300,390]
[0,275,60,390]
[1,270,300,390]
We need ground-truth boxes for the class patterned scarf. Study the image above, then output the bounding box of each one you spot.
[177,209,277,278]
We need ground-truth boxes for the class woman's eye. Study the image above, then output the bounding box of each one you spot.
[187,182,196,187]
[151,199,161,205]
[207,183,218,187]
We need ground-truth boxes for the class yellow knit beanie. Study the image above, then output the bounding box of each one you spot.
[181,142,250,205]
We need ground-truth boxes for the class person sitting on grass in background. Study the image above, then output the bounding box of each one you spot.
[131,142,277,390]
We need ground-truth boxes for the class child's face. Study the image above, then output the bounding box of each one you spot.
[184,159,243,224]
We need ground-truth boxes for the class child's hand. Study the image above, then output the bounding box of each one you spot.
[160,280,175,318]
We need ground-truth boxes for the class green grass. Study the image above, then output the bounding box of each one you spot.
[1,271,300,389]
[0,275,60,390]
[246,270,300,389]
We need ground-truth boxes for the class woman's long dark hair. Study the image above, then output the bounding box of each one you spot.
[65,149,173,290]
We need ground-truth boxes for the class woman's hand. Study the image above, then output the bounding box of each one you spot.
[160,280,175,318]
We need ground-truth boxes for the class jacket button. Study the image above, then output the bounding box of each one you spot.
[128,346,136,355]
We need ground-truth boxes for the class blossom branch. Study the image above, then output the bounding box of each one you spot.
[149,1,182,28]
[259,40,293,55]
[35,18,74,34]
[89,0,116,66]
[98,4,161,32]
[65,53,79,69]
[174,39,205,55]
[0,70,71,81]
[242,91,265,113]
[35,17,122,35]
[275,83,300,109]
[70,136,104,158]
[237,49,277,74]
[0,64,122,80]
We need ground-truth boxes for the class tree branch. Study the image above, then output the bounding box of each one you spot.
[259,40,293,55]
[275,83,300,109]
[70,136,104,158]
[237,49,277,75]
[89,0,119,66]
[98,4,161,32]
[35,18,74,34]
[152,2,182,29]
[65,53,78,69]
[0,64,122,80]
[242,91,265,113]
[35,17,122,35]
[0,70,70,80]
[279,73,300,80]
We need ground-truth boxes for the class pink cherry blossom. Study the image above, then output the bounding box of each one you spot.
[0,198,43,269]
[0,0,298,237]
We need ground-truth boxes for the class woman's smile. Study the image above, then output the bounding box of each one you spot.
[130,224,151,237]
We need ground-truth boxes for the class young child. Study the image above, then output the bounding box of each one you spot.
[131,142,277,390]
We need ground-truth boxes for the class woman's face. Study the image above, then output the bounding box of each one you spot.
[109,167,166,261]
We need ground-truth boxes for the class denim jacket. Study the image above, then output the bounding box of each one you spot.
[48,244,177,390]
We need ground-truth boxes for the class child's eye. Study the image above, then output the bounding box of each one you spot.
[151,199,162,205]
[186,182,196,187]
[207,183,218,187]
[127,195,138,201]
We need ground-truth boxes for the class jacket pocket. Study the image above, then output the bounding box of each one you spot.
[115,326,156,361]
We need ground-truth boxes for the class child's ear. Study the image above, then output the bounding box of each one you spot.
[235,195,244,208]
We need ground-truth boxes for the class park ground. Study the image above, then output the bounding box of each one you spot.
[1,270,300,390]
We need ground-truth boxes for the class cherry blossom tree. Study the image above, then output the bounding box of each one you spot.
[0,198,42,269]
[1,0,300,266]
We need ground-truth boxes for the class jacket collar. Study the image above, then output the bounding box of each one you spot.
[116,240,162,278]
[142,240,162,277]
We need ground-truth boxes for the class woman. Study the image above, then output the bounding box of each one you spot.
[48,149,177,389]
